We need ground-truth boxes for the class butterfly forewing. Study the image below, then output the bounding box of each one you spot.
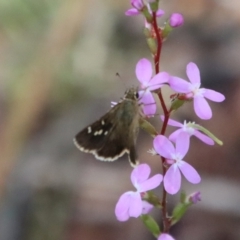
[74,113,113,152]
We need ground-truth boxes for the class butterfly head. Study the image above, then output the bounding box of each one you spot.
[124,88,139,100]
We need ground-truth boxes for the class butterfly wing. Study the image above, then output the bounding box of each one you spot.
[74,99,139,166]
[74,108,116,154]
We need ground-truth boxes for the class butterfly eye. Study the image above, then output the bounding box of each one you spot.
[135,92,139,99]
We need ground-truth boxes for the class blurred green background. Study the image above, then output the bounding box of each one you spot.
[0,0,240,239]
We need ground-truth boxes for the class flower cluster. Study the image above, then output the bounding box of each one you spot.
[125,0,165,18]
[112,0,225,239]
[135,59,225,119]
[114,57,225,237]
[115,164,162,221]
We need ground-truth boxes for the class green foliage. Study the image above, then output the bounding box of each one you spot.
[141,214,161,238]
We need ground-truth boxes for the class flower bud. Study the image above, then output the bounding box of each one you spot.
[188,191,201,204]
[131,0,144,10]
[147,38,157,55]
[169,13,184,28]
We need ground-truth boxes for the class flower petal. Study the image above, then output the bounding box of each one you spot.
[161,116,183,127]
[164,164,181,194]
[193,97,212,119]
[143,102,157,116]
[178,161,201,184]
[142,201,153,214]
[131,0,144,9]
[128,192,142,218]
[193,130,214,145]
[115,191,132,221]
[169,76,191,93]
[188,191,201,204]
[169,129,183,142]
[148,72,169,91]
[153,135,174,158]
[203,89,225,102]
[138,174,163,192]
[158,233,175,240]
[156,9,165,17]
[125,8,140,16]
[139,90,152,103]
[186,62,200,84]
[175,132,190,157]
[169,13,184,28]
[131,163,150,186]
[136,58,152,84]
[139,91,156,116]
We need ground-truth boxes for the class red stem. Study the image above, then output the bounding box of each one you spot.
[152,12,167,116]
[152,12,162,74]
[151,11,171,232]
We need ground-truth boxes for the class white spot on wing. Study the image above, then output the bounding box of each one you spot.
[104,131,108,135]
[87,127,92,133]
[101,120,105,125]
[94,129,103,136]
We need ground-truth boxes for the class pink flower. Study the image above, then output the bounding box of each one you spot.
[125,0,165,17]
[136,58,169,116]
[169,13,184,28]
[115,164,162,221]
[160,116,214,145]
[158,233,175,240]
[169,62,225,120]
[153,133,201,195]
[125,0,144,16]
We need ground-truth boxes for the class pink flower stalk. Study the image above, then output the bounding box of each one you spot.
[169,13,184,28]
[153,132,201,195]
[115,164,162,221]
[125,0,164,17]
[169,62,225,120]
[158,233,175,240]
[160,116,214,145]
[136,58,169,116]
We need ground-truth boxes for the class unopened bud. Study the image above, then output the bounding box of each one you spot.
[187,191,201,204]
[169,13,184,28]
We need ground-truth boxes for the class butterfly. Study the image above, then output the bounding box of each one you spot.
[73,88,142,167]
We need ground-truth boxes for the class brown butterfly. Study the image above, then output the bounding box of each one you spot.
[73,88,141,167]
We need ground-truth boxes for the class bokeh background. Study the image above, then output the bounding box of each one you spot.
[0,0,240,239]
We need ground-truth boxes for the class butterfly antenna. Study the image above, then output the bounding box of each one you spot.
[115,72,128,100]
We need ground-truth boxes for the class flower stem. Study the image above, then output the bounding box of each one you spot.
[152,12,168,116]
[151,12,172,233]
[152,12,162,73]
